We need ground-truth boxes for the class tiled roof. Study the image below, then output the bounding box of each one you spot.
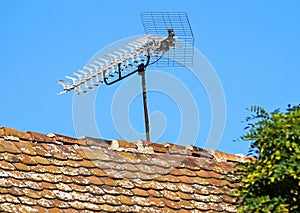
[0,127,250,213]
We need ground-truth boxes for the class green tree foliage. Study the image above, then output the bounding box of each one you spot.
[234,105,300,212]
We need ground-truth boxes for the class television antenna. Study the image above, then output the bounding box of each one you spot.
[57,12,194,142]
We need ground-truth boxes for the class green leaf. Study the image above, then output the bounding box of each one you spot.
[231,104,300,213]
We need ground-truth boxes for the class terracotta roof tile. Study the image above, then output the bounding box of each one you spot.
[118,170,137,179]
[36,198,55,208]
[176,190,193,200]
[142,140,168,153]
[89,168,107,177]
[41,189,56,198]
[147,189,163,198]
[132,196,152,207]
[148,196,165,207]
[0,144,5,153]
[31,144,52,157]
[0,160,15,170]
[18,153,38,165]
[177,175,194,184]
[82,137,110,147]
[211,150,242,162]
[28,131,55,143]
[7,177,25,187]
[116,179,135,189]
[53,199,70,208]
[7,187,24,196]
[0,140,20,154]
[98,177,118,186]
[178,199,195,209]
[23,188,44,199]
[0,126,244,212]
[168,167,185,176]
[161,198,181,209]
[177,183,195,193]
[155,174,180,182]
[53,134,85,145]
[14,141,37,155]
[118,194,136,205]
[14,163,32,172]
[2,153,21,163]
[41,144,69,160]
[70,183,89,193]
[132,188,149,197]
[18,196,37,205]
[0,127,32,141]
[161,189,181,201]
[135,180,164,190]
[160,181,178,191]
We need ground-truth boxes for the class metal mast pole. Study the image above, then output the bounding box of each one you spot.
[138,63,150,141]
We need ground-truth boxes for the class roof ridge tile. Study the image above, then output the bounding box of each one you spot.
[0,127,32,141]
[0,127,86,146]
[0,126,249,161]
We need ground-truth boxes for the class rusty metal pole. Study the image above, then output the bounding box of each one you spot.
[138,63,150,141]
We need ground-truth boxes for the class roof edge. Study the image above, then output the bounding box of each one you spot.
[0,126,251,162]
[0,127,85,145]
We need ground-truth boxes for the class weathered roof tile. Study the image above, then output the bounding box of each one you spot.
[89,168,107,177]
[24,180,43,190]
[18,153,38,165]
[132,196,152,207]
[148,196,165,207]
[0,127,32,141]
[86,176,104,185]
[0,143,5,153]
[36,198,55,208]
[155,174,180,183]
[53,199,70,208]
[31,144,52,157]
[135,180,164,190]
[15,141,37,155]
[161,198,181,209]
[41,143,69,160]
[0,140,20,154]
[41,189,56,199]
[132,188,149,197]
[7,177,25,187]
[147,189,163,198]
[177,175,194,184]
[1,153,21,163]
[23,188,44,199]
[18,196,37,205]
[160,181,178,191]
[176,190,193,200]
[7,187,24,196]
[28,131,55,143]
[98,177,118,187]
[161,189,181,201]
[54,134,85,145]
[116,179,135,189]
[70,183,89,193]
[178,199,195,210]
[103,194,122,205]
[0,160,15,170]
[118,194,136,205]
[13,162,31,171]
[177,183,195,193]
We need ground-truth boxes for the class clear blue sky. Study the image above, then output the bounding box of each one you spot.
[1,1,299,154]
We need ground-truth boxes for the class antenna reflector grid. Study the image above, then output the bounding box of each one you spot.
[141,12,194,67]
